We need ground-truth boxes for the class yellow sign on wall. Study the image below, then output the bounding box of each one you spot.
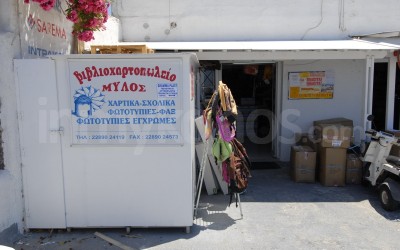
[288,71,334,99]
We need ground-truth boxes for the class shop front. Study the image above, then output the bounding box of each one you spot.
[11,39,400,231]
[131,40,400,161]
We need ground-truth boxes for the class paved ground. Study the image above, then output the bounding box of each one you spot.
[5,164,400,250]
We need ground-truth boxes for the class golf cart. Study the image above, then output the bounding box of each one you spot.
[362,115,400,211]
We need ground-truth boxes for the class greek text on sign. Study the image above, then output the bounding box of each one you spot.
[68,59,183,145]
[288,71,335,99]
[157,83,178,98]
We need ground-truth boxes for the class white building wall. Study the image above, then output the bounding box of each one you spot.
[84,16,122,50]
[113,0,400,42]
[279,59,366,161]
[0,0,74,236]
[0,0,24,237]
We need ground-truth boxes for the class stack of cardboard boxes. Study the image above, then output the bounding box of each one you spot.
[315,118,352,186]
[291,117,363,186]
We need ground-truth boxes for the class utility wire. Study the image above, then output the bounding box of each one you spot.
[301,0,324,40]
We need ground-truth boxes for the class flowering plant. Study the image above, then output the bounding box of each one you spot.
[65,0,110,42]
[24,0,56,11]
[24,0,110,42]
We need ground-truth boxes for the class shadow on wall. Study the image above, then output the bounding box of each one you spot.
[0,223,20,247]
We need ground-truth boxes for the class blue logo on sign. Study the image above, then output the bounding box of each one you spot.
[72,86,105,118]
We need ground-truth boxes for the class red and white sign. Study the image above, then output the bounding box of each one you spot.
[19,0,73,58]
[68,59,183,145]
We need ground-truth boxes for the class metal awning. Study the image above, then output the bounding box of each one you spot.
[93,39,400,60]
[120,39,400,51]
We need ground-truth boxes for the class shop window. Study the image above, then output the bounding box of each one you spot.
[199,68,215,109]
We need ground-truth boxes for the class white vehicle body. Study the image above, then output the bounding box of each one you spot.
[362,129,400,210]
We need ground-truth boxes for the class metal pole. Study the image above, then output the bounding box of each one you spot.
[194,139,210,219]
[236,193,243,219]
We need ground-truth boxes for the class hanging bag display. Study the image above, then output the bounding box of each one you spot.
[216,109,235,142]
[218,81,238,122]
[202,90,219,140]
[228,138,252,207]
[212,136,233,163]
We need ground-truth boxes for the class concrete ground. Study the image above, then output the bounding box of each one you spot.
[5,164,400,250]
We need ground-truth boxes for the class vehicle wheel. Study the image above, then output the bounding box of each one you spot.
[378,184,399,211]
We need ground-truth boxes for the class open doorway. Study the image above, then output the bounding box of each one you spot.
[222,63,276,162]
[372,62,388,130]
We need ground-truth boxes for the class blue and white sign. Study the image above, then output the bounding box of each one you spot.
[157,83,178,98]
[68,59,183,145]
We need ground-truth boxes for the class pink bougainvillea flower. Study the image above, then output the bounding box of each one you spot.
[102,14,108,23]
[40,0,55,11]
[25,0,110,41]
[34,0,51,4]
[66,10,79,23]
[26,0,55,10]
[76,30,95,42]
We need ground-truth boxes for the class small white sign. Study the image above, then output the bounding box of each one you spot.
[331,140,342,147]
[157,83,178,98]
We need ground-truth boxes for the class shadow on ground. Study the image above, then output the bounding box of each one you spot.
[10,163,400,250]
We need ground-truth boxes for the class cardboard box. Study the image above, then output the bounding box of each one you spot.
[314,117,353,127]
[314,118,353,148]
[290,145,316,183]
[346,154,362,184]
[385,129,400,137]
[390,145,400,156]
[385,130,400,156]
[295,133,318,151]
[319,147,346,186]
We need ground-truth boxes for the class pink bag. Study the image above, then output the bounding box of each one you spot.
[222,161,229,184]
[216,110,235,142]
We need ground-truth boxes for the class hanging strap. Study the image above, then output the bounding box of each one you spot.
[205,90,218,110]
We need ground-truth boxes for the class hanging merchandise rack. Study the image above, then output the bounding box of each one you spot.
[194,81,252,219]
